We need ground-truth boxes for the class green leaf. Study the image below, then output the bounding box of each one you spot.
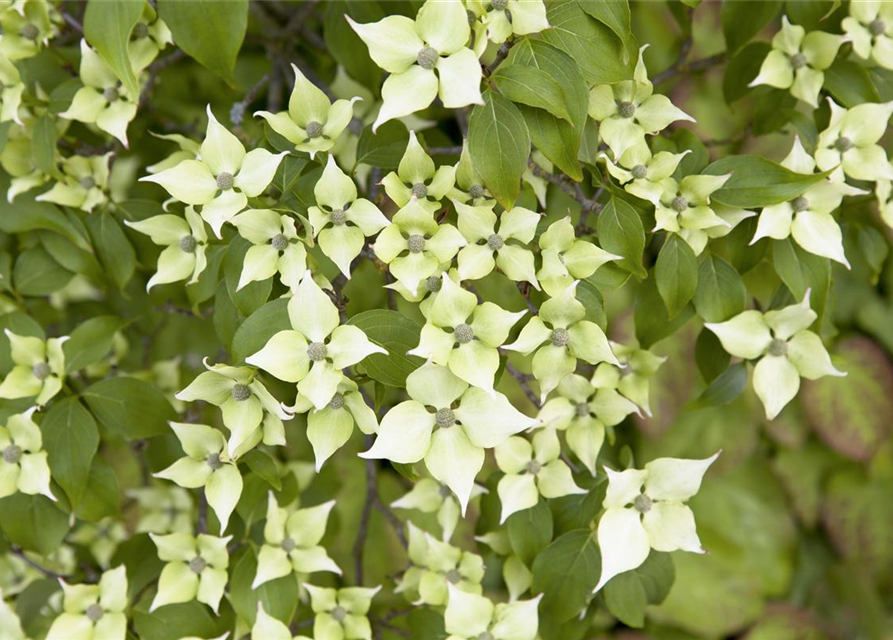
[82,376,178,439]
[0,198,92,251]
[468,91,530,211]
[693,255,746,322]
[604,552,675,627]
[689,362,748,409]
[655,235,698,319]
[355,120,409,170]
[0,494,69,555]
[723,42,771,104]
[323,0,384,94]
[507,497,554,565]
[228,546,299,626]
[579,0,635,62]
[76,457,121,522]
[721,0,783,55]
[83,0,144,98]
[13,247,73,296]
[133,600,232,640]
[597,198,646,278]
[493,64,572,123]
[801,336,893,462]
[575,279,607,331]
[230,298,291,362]
[86,210,137,290]
[241,449,282,491]
[531,529,600,624]
[772,238,831,314]
[63,315,124,373]
[634,275,695,349]
[703,154,827,208]
[347,310,424,387]
[156,0,248,84]
[823,58,882,108]
[41,398,100,509]
[31,115,57,177]
[695,328,731,383]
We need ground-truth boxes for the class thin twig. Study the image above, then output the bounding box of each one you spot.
[231,74,270,127]
[505,362,541,409]
[652,52,726,86]
[197,489,208,534]
[527,158,602,212]
[427,146,463,155]
[10,546,65,580]
[484,38,515,77]
[353,441,377,585]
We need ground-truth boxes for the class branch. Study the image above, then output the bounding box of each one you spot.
[527,158,602,213]
[484,38,515,77]
[231,74,270,127]
[652,52,726,86]
[10,546,65,580]
[505,362,541,409]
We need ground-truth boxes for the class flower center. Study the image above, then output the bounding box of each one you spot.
[526,460,542,475]
[32,361,50,380]
[551,327,569,347]
[332,605,347,622]
[454,323,474,344]
[791,196,809,212]
[281,537,296,552]
[469,184,485,199]
[617,101,636,119]
[411,182,428,199]
[435,407,456,428]
[407,234,426,253]
[492,0,509,10]
[2,444,22,464]
[133,22,150,39]
[189,556,207,574]
[271,233,289,251]
[486,233,504,251]
[216,172,234,191]
[179,235,197,253]
[20,23,39,40]
[576,402,590,417]
[102,86,119,102]
[767,338,788,357]
[308,341,328,361]
[631,164,648,180]
[329,392,345,410]
[633,493,652,513]
[306,121,323,138]
[445,568,463,584]
[206,453,223,470]
[417,46,439,70]
[671,196,689,213]
[870,18,887,36]
[426,275,442,292]
[85,603,104,623]
[231,383,251,401]
[79,176,96,190]
[330,209,347,226]
[789,52,807,70]
[834,136,853,153]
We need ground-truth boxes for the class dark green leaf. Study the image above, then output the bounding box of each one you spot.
[579,0,635,61]
[13,247,73,296]
[695,328,731,384]
[723,42,771,104]
[323,0,384,94]
[76,457,121,522]
[230,298,291,362]
[241,449,282,491]
[494,64,573,123]
[82,376,178,439]
[690,362,748,409]
[0,494,69,555]
[347,310,424,387]
[693,255,746,322]
[655,235,698,319]
[86,211,137,289]
[133,600,231,640]
[31,115,57,176]
[41,398,100,509]
[703,154,827,208]
[228,546,299,626]
[83,0,144,97]
[64,315,124,373]
[721,0,783,55]
[531,529,600,623]
[823,58,882,108]
[597,198,646,278]
[0,198,91,251]
[507,497,554,565]
[355,120,410,170]
[575,279,607,331]
[634,275,695,348]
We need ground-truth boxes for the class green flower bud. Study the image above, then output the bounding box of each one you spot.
[454,323,474,344]
[330,209,347,225]
[307,341,328,361]
[206,453,223,470]
[492,0,508,10]
[281,537,296,552]
[671,195,688,212]
[791,196,809,212]
[631,165,648,180]
[20,23,39,41]
[271,233,289,251]
[525,460,542,475]
[617,101,636,118]
[231,383,251,401]
[487,233,504,251]
[550,327,569,347]
[80,176,96,190]
[767,338,788,357]
[445,568,463,584]
[332,605,348,622]
[835,136,854,152]
[102,87,119,103]
[179,235,197,253]
[216,172,234,191]
[407,234,426,253]
[870,19,887,37]
[306,121,323,138]
[412,182,428,199]
[85,604,104,623]
[2,444,22,464]
[133,22,150,39]
[469,184,485,199]
[417,46,439,70]
[188,556,207,574]
[435,407,456,428]
[633,493,652,513]
[426,275,442,292]
[32,361,50,380]
[329,392,345,410]
[789,52,807,70]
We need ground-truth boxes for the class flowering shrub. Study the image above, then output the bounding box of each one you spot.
[1,1,892,639]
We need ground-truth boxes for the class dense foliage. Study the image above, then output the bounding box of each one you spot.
[0,1,892,639]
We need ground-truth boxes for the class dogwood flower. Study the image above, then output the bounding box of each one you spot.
[252,493,340,589]
[308,156,389,278]
[247,270,386,410]
[443,586,541,640]
[253,604,311,640]
[348,0,484,130]
[0,0,58,61]
[303,584,380,640]
[373,199,466,296]
[653,173,753,255]
[536,217,621,296]
[454,201,540,288]
[448,142,493,206]
[0,331,67,405]
[36,153,111,213]
[125,206,209,291]
[398,522,484,606]
[0,407,53,501]
[391,477,484,542]
[842,0,893,69]
[153,422,243,532]
[408,274,526,393]
[46,566,128,640]
[601,143,691,206]
[0,54,23,124]
[286,378,378,471]
[588,46,694,159]
[814,98,893,182]
[230,209,307,290]
[362,363,537,512]
[128,5,172,72]
[59,40,138,146]
[176,361,290,459]
[705,291,845,419]
[599,341,666,417]
[503,282,619,400]
[255,64,359,158]
[140,106,287,237]
[595,452,720,592]
[381,131,457,212]
[538,375,606,476]
[0,590,25,640]
[749,17,842,107]
[69,518,127,569]
[495,428,585,523]
[751,137,864,267]
[128,485,193,534]
[467,0,550,44]
[149,532,230,613]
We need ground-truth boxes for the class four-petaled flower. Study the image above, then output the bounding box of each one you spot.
[126,206,209,291]
[381,131,457,213]
[391,477,483,542]
[443,585,541,640]
[0,407,54,501]
[253,603,311,640]
[0,330,67,405]
[467,0,550,44]
[230,208,308,290]
[149,532,231,613]
[36,153,111,213]
[814,98,893,182]
[536,216,621,296]
[46,566,128,640]
[303,584,380,640]
[398,522,484,606]
[601,143,691,206]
